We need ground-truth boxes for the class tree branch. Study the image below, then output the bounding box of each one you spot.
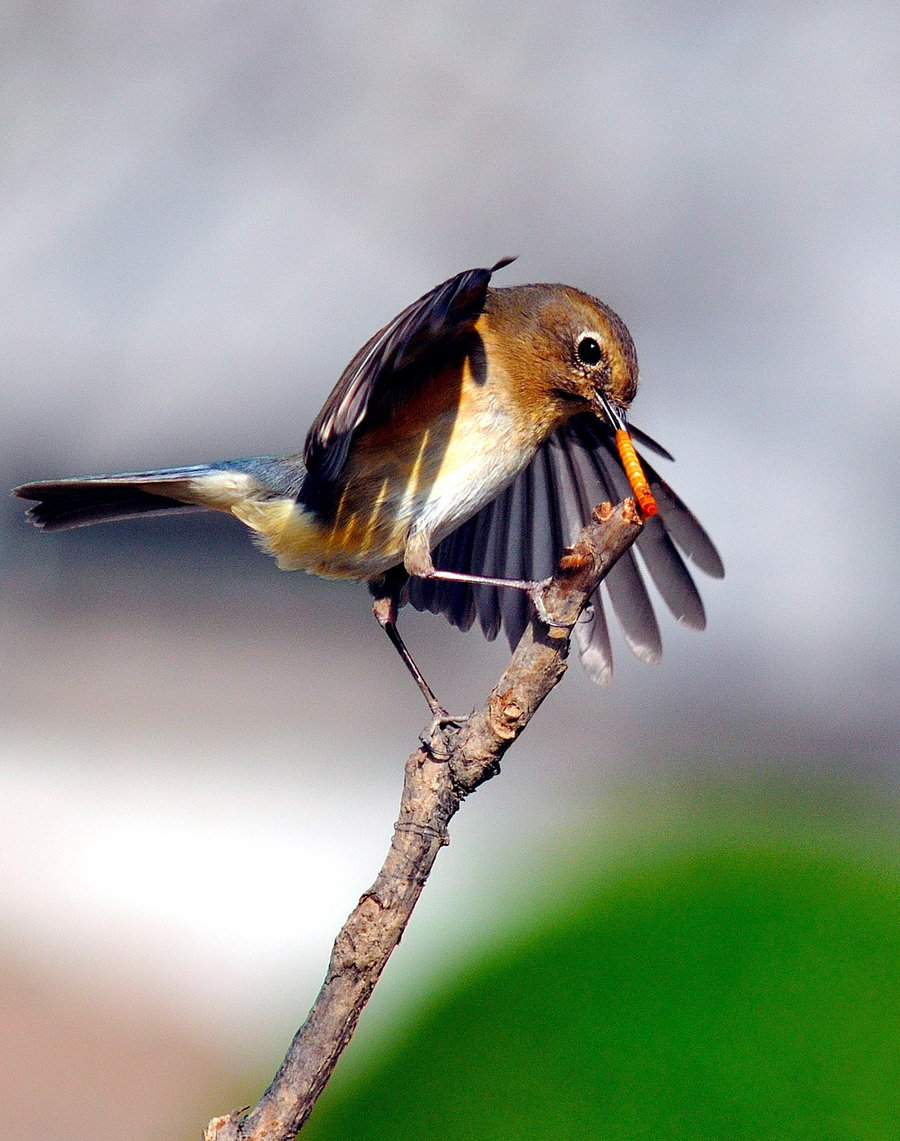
[205,498,643,1141]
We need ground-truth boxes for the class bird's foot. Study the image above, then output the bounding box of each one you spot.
[420,711,468,760]
[529,578,579,631]
[530,543,597,631]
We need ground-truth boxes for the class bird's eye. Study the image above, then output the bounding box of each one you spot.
[576,335,604,366]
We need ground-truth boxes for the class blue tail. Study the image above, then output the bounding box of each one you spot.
[14,457,306,532]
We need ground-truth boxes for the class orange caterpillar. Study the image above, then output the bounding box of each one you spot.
[614,429,658,517]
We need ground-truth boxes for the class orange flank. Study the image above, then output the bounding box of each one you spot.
[614,429,658,517]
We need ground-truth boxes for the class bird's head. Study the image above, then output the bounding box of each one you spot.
[487,284,657,515]
[488,284,637,420]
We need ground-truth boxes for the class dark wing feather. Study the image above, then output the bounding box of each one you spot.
[628,424,675,462]
[549,423,662,671]
[568,414,724,583]
[303,258,515,482]
[637,458,725,579]
[407,412,723,682]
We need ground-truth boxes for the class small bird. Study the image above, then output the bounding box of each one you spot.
[15,259,723,714]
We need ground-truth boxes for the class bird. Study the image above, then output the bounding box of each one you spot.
[15,258,723,715]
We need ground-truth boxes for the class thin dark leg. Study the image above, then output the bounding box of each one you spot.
[372,591,446,717]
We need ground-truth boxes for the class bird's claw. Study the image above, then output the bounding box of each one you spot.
[529,579,578,630]
[420,712,468,760]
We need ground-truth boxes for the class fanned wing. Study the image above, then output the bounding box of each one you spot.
[407,413,723,683]
[303,258,515,482]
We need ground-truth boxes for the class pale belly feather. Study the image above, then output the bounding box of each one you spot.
[234,383,536,581]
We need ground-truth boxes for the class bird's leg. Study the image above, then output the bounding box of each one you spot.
[426,568,578,630]
[404,533,582,632]
[428,568,537,592]
[372,592,445,718]
[404,525,578,631]
[404,528,537,593]
[370,574,468,758]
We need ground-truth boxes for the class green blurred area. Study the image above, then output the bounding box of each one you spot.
[302,780,899,1140]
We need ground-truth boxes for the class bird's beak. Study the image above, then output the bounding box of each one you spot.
[594,390,626,433]
[595,392,658,518]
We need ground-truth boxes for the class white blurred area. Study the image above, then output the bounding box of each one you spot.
[1,2,898,1137]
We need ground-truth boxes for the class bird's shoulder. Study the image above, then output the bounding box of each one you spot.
[302,259,515,483]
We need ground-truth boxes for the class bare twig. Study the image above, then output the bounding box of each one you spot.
[205,498,643,1141]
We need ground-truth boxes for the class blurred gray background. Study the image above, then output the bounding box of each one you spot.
[1,2,897,1137]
